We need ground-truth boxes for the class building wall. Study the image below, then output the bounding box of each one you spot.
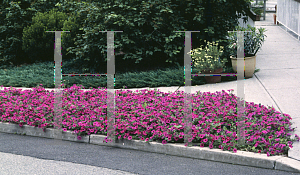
[237,11,255,28]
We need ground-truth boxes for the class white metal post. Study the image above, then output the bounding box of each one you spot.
[45,28,249,148]
[46,30,122,145]
[175,31,200,146]
[46,31,69,145]
[99,31,123,144]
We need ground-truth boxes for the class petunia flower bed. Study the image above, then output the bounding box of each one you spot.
[0,84,299,157]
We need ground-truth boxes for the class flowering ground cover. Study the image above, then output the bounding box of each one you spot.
[0,84,299,157]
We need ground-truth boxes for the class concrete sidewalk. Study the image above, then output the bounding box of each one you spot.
[1,8,300,175]
[254,12,300,162]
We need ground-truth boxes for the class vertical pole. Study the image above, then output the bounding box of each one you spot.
[298,3,300,40]
[286,0,288,32]
[53,32,63,135]
[184,31,192,146]
[46,30,121,145]
[263,0,266,20]
[175,31,200,146]
[236,31,246,146]
[99,31,123,144]
[46,31,70,145]
[107,31,116,144]
[44,28,247,149]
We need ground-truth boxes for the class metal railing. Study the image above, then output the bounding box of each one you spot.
[43,29,249,147]
[277,0,300,40]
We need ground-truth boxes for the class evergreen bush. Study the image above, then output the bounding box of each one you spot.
[53,0,253,74]
[0,0,64,67]
[21,8,82,64]
[0,0,253,74]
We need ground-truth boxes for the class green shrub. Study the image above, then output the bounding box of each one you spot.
[1,0,253,74]
[252,7,263,16]
[53,0,253,74]
[0,0,67,67]
[21,8,81,64]
[0,1,34,67]
[0,0,87,68]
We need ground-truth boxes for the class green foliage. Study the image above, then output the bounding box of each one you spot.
[0,0,92,68]
[1,0,253,74]
[52,0,108,72]
[0,59,201,89]
[227,24,267,57]
[52,0,252,74]
[250,0,264,16]
[21,7,81,63]
[0,58,239,90]
[0,1,33,67]
[252,7,263,16]
[0,0,65,67]
[258,0,264,6]
[188,40,228,73]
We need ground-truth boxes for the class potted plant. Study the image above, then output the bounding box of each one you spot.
[227,24,267,78]
[252,7,263,21]
[251,0,264,21]
[187,40,228,83]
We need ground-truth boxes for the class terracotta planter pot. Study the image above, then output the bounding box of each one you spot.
[230,55,256,78]
[256,15,260,21]
[201,67,223,84]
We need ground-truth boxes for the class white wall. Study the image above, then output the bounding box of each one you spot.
[237,11,255,28]
[277,0,300,39]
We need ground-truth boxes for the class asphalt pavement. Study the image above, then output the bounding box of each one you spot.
[0,131,298,175]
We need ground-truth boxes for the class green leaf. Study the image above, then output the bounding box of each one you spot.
[146,51,153,55]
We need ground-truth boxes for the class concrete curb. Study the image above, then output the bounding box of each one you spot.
[1,121,299,173]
